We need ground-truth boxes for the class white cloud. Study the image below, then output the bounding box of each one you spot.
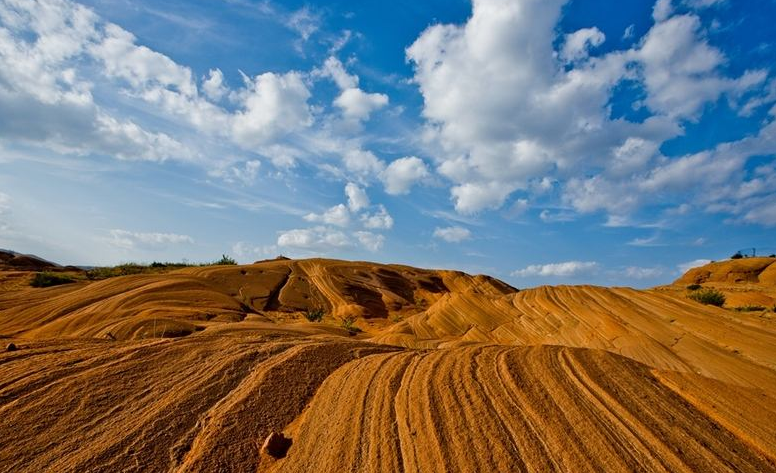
[451,182,514,214]
[360,205,394,230]
[512,261,599,278]
[623,24,635,40]
[91,23,196,97]
[202,68,227,101]
[316,56,389,122]
[406,0,772,221]
[623,266,665,279]
[433,226,472,243]
[677,259,711,273]
[333,88,389,121]
[354,231,384,252]
[0,0,321,174]
[627,235,662,247]
[107,229,194,250]
[209,160,261,185]
[560,27,605,63]
[381,156,429,195]
[286,6,320,42]
[684,0,726,9]
[232,241,278,260]
[742,199,776,226]
[230,71,312,148]
[315,56,358,90]
[277,226,351,251]
[539,209,576,223]
[0,192,10,233]
[343,149,385,176]
[304,204,351,227]
[345,183,370,212]
[505,198,530,218]
[653,0,673,22]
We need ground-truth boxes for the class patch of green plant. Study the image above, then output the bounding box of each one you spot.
[341,316,361,334]
[687,288,726,307]
[212,254,237,265]
[731,252,743,259]
[30,272,76,288]
[686,284,702,291]
[86,262,195,280]
[733,305,766,312]
[305,308,325,322]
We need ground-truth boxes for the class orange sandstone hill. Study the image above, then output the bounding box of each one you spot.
[1,256,775,472]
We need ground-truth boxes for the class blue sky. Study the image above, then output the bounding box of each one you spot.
[1,0,775,288]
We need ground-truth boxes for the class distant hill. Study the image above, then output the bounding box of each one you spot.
[0,249,61,271]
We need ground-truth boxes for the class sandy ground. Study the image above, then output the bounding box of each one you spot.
[1,257,775,471]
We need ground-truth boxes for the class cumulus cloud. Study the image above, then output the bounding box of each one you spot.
[276,226,384,253]
[354,231,384,252]
[360,205,394,230]
[381,156,429,195]
[317,56,389,122]
[622,266,665,279]
[653,0,674,22]
[202,68,227,101]
[512,261,599,278]
[677,259,712,273]
[345,182,370,212]
[232,241,278,260]
[433,226,472,243]
[406,0,774,223]
[560,27,605,63]
[106,229,194,250]
[343,149,385,176]
[0,0,318,173]
[0,192,10,232]
[334,88,389,121]
[277,226,350,251]
[304,204,351,227]
[230,72,312,149]
[314,56,358,89]
[209,160,261,185]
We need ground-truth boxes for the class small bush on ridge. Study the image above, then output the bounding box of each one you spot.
[305,308,325,322]
[30,272,76,288]
[341,316,361,333]
[688,288,726,307]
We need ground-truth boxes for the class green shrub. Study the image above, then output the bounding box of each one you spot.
[341,316,361,333]
[686,284,702,291]
[30,272,76,288]
[687,288,726,307]
[731,252,743,259]
[305,308,325,322]
[213,254,237,265]
[733,305,766,312]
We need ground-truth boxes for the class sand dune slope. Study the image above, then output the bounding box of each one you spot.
[0,258,514,340]
[376,285,776,388]
[273,345,776,473]
[2,338,774,473]
[0,334,397,472]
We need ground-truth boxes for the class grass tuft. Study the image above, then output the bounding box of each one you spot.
[687,288,726,307]
[30,272,76,288]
